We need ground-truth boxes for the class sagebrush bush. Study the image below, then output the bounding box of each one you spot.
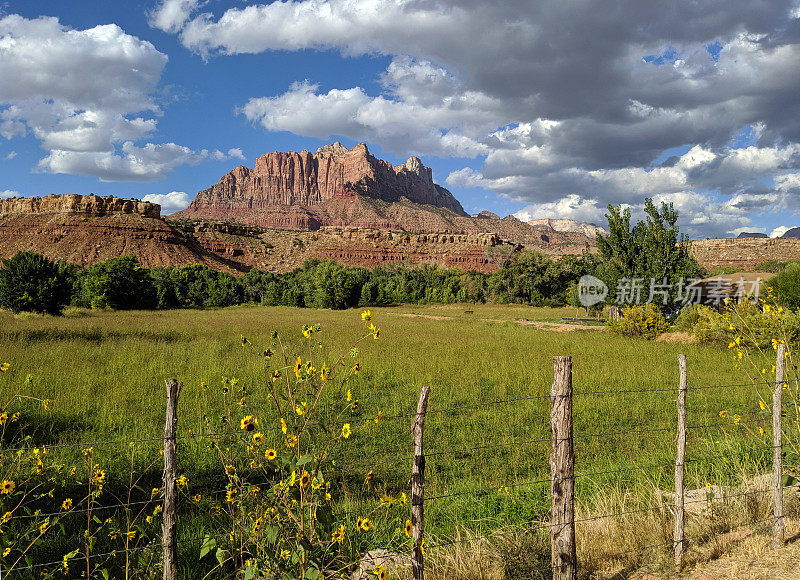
[674,304,716,332]
[679,296,800,349]
[607,303,669,339]
[770,263,800,310]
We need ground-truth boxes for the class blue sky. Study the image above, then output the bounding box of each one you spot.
[1,1,799,238]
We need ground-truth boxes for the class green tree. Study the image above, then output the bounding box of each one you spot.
[300,261,369,309]
[0,251,74,314]
[169,263,212,308]
[205,271,244,307]
[81,255,156,309]
[150,266,179,309]
[770,263,800,310]
[595,199,702,315]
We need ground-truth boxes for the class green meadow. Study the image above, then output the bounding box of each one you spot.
[0,304,781,576]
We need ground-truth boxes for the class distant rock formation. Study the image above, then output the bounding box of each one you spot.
[737,232,768,238]
[526,218,607,239]
[174,142,467,229]
[172,142,602,257]
[0,194,245,272]
[783,227,800,238]
[0,194,160,219]
[692,237,800,270]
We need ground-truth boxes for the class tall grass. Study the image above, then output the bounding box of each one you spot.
[0,303,779,577]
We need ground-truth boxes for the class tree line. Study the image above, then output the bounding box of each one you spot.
[0,199,708,315]
[0,250,599,314]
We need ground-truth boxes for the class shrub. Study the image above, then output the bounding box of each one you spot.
[673,304,715,332]
[770,264,800,310]
[687,297,800,349]
[607,303,669,339]
[0,251,73,315]
[671,290,800,349]
[754,259,800,273]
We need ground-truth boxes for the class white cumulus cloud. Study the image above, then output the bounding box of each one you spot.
[154,0,800,236]
[142,191,192,214]
[513,195,607,224]
[148,0,202,34]
[227,147,246,160]
[0,14,210,181]
[0,189,19,199]
[770,226,791,238]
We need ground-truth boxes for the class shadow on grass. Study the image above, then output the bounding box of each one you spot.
[4,410,92,450]
[0,328,184,344]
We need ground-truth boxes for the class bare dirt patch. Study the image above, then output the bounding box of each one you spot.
[399,313,452,321]
[397,312,606,331]
[656,331,698,344]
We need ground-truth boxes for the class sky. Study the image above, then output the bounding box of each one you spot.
[1,1,799,239]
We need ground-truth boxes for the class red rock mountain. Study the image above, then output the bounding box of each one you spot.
[174,142,466,229]
[0,194,247,273]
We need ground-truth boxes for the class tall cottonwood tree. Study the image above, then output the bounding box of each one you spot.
[595,198,702,315]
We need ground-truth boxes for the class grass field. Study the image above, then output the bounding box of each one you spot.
[0,303,783,577]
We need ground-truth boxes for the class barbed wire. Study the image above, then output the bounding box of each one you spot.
[11,541,158,572]
[10,498,158,520]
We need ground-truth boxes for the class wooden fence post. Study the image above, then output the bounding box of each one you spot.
[162,379,181,580]
[411,385,431,580]
[674,354,687,569]
[773,343,786,548]
[550,356,576,580]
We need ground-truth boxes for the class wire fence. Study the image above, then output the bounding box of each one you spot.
[0,346,794,578]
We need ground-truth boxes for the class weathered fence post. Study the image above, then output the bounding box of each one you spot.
[674,354,687,569]
[411,385,431,580]
[773,343,786,548]
[162,379,181,580]
[550,356,576,580]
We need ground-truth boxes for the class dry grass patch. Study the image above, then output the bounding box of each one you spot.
[420,480,800,579]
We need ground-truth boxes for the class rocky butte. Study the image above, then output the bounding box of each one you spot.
[175,142,466,230]
[0,194,246,272]
[173,142,598,255]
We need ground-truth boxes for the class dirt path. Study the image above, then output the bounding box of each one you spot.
[397,312,605,332]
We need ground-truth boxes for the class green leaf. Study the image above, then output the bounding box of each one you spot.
[244,566,257,580]
[263,525,278,545]
[199,535,216,559]
[101,569,110,580]
[215,547,226,566]
[304,567,320,580]
[297,454,313,467]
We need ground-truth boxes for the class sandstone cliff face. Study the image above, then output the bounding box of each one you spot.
[0,195,245,273]
[178,142,466,226]
[187,224,522,274]
[691,238,800,270]
[0,194,160,219]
